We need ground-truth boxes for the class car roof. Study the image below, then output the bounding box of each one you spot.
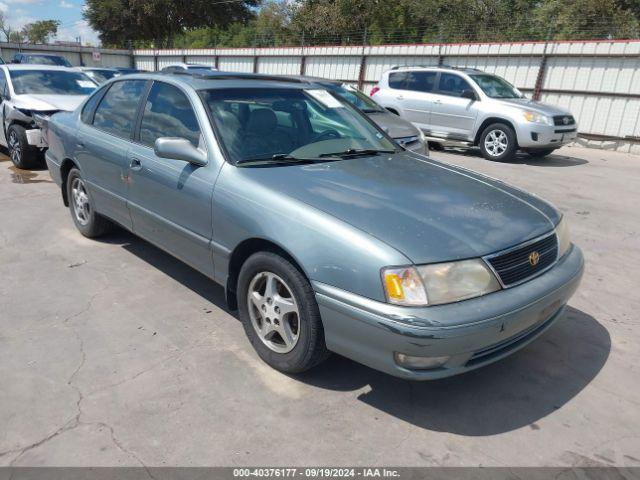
[2,64,78,71]
[16,52,65,57]
[128,70,314,91]
[77,66,118,71]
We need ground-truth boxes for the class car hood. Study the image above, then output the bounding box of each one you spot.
[496,98,572,116]
[241,152,560,264]
[11,94,86,112]
[367,111,420,139]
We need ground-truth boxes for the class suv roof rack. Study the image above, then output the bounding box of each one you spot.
[390,64,484,73]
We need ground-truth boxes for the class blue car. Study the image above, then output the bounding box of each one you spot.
[44,71,584,380]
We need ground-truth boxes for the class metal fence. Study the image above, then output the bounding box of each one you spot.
[132,40,640,154]
[1,37,639,154]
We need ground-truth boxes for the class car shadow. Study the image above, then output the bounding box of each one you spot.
[437,146,589,167]
[100,229,609,436]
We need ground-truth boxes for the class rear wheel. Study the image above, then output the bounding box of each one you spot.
[479,123,517,162]
[238,252,329,373]
[66,167,112,238]
[7,124,42,169]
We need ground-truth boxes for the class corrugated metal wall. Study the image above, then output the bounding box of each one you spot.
[0,42,132,68]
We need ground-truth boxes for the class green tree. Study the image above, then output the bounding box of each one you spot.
[84,0,261,48]
[22,20,60,44]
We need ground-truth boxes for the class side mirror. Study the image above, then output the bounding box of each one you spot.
[461,89,478,101]
[154,137,207,166]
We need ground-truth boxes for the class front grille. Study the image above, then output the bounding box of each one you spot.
[486,233,558,287]
[553,115,575,126]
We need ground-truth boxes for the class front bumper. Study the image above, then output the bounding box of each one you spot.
[517,122,578,149]
[314,245,584,380]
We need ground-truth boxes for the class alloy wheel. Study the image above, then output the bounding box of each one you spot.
[484,129,508,157]
[8,131,22,165]
[71,177,91,226]
[247,271,300,354]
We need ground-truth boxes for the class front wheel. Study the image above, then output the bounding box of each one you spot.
[479,123,517,162]
[237,252,329,373]
[7,124,42,169]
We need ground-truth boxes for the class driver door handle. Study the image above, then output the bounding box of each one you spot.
[129,158,142,171]
[396,95,404,100]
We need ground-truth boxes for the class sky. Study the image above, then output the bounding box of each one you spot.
[0,0,101,45]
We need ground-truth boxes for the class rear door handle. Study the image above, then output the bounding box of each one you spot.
[396,95,404,100]
[129,158,142,171]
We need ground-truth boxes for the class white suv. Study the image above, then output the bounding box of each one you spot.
[371,66,577,162]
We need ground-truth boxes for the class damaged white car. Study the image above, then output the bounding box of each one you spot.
[0,65,97,168]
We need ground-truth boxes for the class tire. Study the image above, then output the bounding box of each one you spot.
[237,251,330,374]
[7,124,42,169]
[66,167,112,238]
[526,148,556,158]
[479,123,517,162]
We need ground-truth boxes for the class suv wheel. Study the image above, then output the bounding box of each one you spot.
[238,252,330,373]
[479,123,517,162]
[66,168,112,238]
[7,124,42,169]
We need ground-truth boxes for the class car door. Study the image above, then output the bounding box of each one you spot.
[76,79,148,229]
[390,71,438,133]
[126,80,217,278]
[429,72,480,141]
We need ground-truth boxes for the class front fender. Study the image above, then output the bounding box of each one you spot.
[212,163,411,302]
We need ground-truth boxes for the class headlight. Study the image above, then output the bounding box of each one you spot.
[382,259,501,306]
[555,216,571,258]
[523,111,552,125]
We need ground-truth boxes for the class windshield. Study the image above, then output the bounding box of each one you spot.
[324,83,384,113]
[10,70,97,95]
[24,55,72,67]
[201,87,397,164]
[85,69,119,84]
[469,74,524,99]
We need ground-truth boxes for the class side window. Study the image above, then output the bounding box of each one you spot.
[388,72,408,89]
[93,80,146,138]
[405,72,437,93]
[81,86,108,124]
[139,82,200,148]
[438,73,473,97]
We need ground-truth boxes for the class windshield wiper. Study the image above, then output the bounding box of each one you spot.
[236,153,341,166]
[318,148,395,158]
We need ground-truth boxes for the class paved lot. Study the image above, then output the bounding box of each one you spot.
[0,145,639,467]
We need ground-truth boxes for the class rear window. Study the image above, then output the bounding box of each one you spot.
[24,55,72,67]
[92,80,146,138]
[389,71,437,93]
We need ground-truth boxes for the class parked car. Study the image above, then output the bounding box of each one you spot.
[0,65,97,168]
[11,52,73,68]
[76,67,120,84]
[371,66,578,162]
[288,76,428,155]
[44,72,583,380]
[161,63,217,73]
